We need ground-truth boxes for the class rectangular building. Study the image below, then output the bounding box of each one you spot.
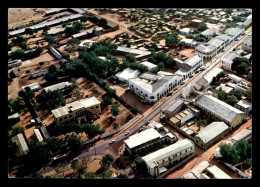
[194,94,245,129]
[49,47,62,59]
[11,133,29,156]
[194,121,229,149]
[139,61,158,73]
[115,68,140,83]
[51,97,101,124]
[129,73,178,103]
[161,99,184,120]
[235,100,252,116]
[142,139,195,177]
[22,83,41,92]
[205,165,231,179]
[41,81,70,94]
[221,51,240,71]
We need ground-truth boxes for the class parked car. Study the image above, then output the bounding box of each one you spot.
[109,140,116,144]
[125,131,130,136]
[138,127,144,132]
[200,67,205,71]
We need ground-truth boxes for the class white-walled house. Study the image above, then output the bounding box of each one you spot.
[129,73,179,103]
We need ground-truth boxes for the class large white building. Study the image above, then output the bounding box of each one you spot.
[139,61,158,72]
[129,73,179,103]
[115,68,140,83]
[41,81,70,94]
[142,139,195,177]
[51,97,101,124]
[194,94,245,129]
[124,121,177,155]
[174,53,204,75]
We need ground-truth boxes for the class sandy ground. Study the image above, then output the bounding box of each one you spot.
[165,119,252,179]
[178,48,195,58]
[8,51,59,100]
[8,8,74,30]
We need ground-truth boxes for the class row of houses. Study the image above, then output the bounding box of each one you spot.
[195,27,245,60]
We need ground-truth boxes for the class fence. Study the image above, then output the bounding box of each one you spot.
[157,153,196,179]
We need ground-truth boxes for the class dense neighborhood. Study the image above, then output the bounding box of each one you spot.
[8,8,252,179]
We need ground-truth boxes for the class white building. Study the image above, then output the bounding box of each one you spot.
[124,121,176,155]
[116,46,151,60]
[41,81,70,94]
[115,68,140,83]
[142,139,195,177]
[139,61,158,72]
[129,73,179,103]
[216,84,233,94]
[241,35,252,52]
[22,83,41,92]
[203,67,223,85]
[181,160,210,179]
[231,128,252,143]
[49,47,62,59]
[221,51,240,71]
[225,27,245,42]
[78,39,96,50]
[235,100,252,115]
[51,97,101,124]
[228,74,242,83]
[205,165,231,179]
[180,38,200,48]
[174,53,203,75]
[201,28,216,37]
[179,28,193,35]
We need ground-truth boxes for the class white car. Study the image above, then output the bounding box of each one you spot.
[109,140,116,144]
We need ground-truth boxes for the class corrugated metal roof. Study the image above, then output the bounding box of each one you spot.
[195,94,244,123]
[196,122,229,144]
[182,160,210,179]
[142,139,194,169]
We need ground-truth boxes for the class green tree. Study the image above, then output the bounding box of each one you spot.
[45,137,62,156]
[85,172,100,179]
[67,134,82,153]
[102,94,112,105]
[43,25,50,33]
[10,49,25,60]
[67,38,80,46]
[130,107,139,115]
[26,141,49,167]
[111,103,119,116]
[24,86,35,101]
[117,173,128,179]
[80,17,88,23]
[186,34,194,39]
[113,123,119,130]
[100,154,114,170]
[12,35,27,45]
[134,156,148,175]
[103,169,113,179]
[157,62,165,71]
[24,28,34,35]
[10,126,25,137]
[45,72,58,83]
[197,23,208,31]
[44,35,56,44]
[229,90,243,100]
[246,83,252,102]
[8,97,25,113]
[165,32,179,47]
[98,18,108,27]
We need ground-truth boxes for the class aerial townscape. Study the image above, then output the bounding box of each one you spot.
[8,8,252,179]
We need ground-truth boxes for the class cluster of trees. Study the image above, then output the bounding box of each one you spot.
[197,23,208,32]
[148,51,175,70]
[54,122,105,139]
[133,155,148,177]
[192,34,212,42]
[8,97,25,115]
[44,35,59,45]
[219,139,252,165]
[37,89,65,111]
[231,57,250,75]
[9,47,43,61]
[165,32,183,47]
[24,28,38,35]
[87,15,108,28]
[211,71,226,86]
[211,88,243,106]
[64,21,86,35]
[11,35,27,45]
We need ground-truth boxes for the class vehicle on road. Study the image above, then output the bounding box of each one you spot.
[109,140,116,144]
[200,67,205,71]
[125,131,130,136]
[123,83,129,87]
[139,127,144,132]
